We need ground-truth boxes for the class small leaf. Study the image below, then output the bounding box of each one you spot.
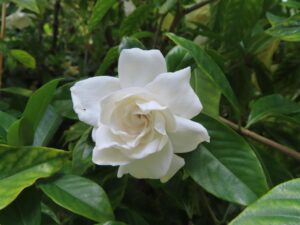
[167,33,240,115]
[10,49,36,69]
[266,13,300,42]
[0,144,69,210]
[0,87,32,97]
[247,94,300,127]
[39,175,114,222]
[185,114,269,205]
[11,0,40,13]
[119,36,145,52]
[96,46,119,75]
[230,178,300,225]
[165,46,194,72]
[95,221,127,225]
[120,4,153,36]
[88,0,116,31]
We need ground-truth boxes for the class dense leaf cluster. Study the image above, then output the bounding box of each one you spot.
[0,0,300,224]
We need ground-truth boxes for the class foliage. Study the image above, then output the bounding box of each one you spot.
[0,0,299,224]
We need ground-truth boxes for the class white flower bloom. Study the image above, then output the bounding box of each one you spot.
[71,48,209,182]
[6,9,34,30]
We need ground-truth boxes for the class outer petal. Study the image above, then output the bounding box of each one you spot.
[117,142,173,179]
[70,76,120,126]
[160,155,185,183]
[145,67,202,119]
[118,48,167,88]
[169,116,210,153]
[92,147,131,166]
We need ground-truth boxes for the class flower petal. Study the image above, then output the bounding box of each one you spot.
[169,116,210,153]
[160,155,185,183]
[145,67,202,119]
[92,147,131,166]
[71,76,120,126]
[118,48,167,88]
[117,142,173,179]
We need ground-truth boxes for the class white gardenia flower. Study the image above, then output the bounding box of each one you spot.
[71,48,209,182]
[6,9,34,30]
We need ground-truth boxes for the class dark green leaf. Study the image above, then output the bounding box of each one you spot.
[266,13,300,42]
[95,221,127,225]
[7,79,60,146]
[88,0,116,31]
[119,36,145,52]
[167,33,240,115]
[120,4,152,36]
[165,46,193,72]
[96,46,119,75]
[185,114,269,205]
[39,174,114,222]
[230,178,300,225]
[247,94,300,127]
[0,87,32,97]
[0,188,41,225]
[0,144,69,210]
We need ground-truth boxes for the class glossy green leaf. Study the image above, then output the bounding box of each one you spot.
[159,0,176,14]
[165,46,193,72]
[88,0,116,31]
[0,144,69,210]
[119,36,145,52]
[120,4,152,36]
[7,79,60,146]
[10,49,36,69]
[191,68,221,117]
[266,13,300,42]
[167,33,240,114]
[71,127,93,175]
[230,178,300,225]
[11,0,39,13]
[39,175,114,222]
[33,105,62,146]
[0,188,41,225]
[96,46,119,75]
[247,94,300,127]
[41,202,60,224]
[185,114,269,205]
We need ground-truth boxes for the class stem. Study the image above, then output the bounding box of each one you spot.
[220,117,300,161]
[52,0,61,52]
[0,3,6,88]
[183,0,217,15]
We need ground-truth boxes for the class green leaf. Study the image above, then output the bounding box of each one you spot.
[167,33,240,115]
[39,174,114,222]
[281,0,300,9]
[266,13,300,42]
[41,202,60,224]
[247,94,300,127]
[88,0,116,31]
[11,0,40,13]
[10,49,36,69]
[219,0,264,43]
[159,0,176,14]
[191,68,221,117]
[7,79,60,146]
[71,127,93,175]
[0,87,32,97]
[119,36,145,52]
[120,4,153,36]
[33,105,62,146]
[0,111,16,132]
[165,46,194,72]
[185,114,269,205]
[0,188,41,225]
[96,46,119,75]
[0,144,69,210]
[229,178,300,224]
